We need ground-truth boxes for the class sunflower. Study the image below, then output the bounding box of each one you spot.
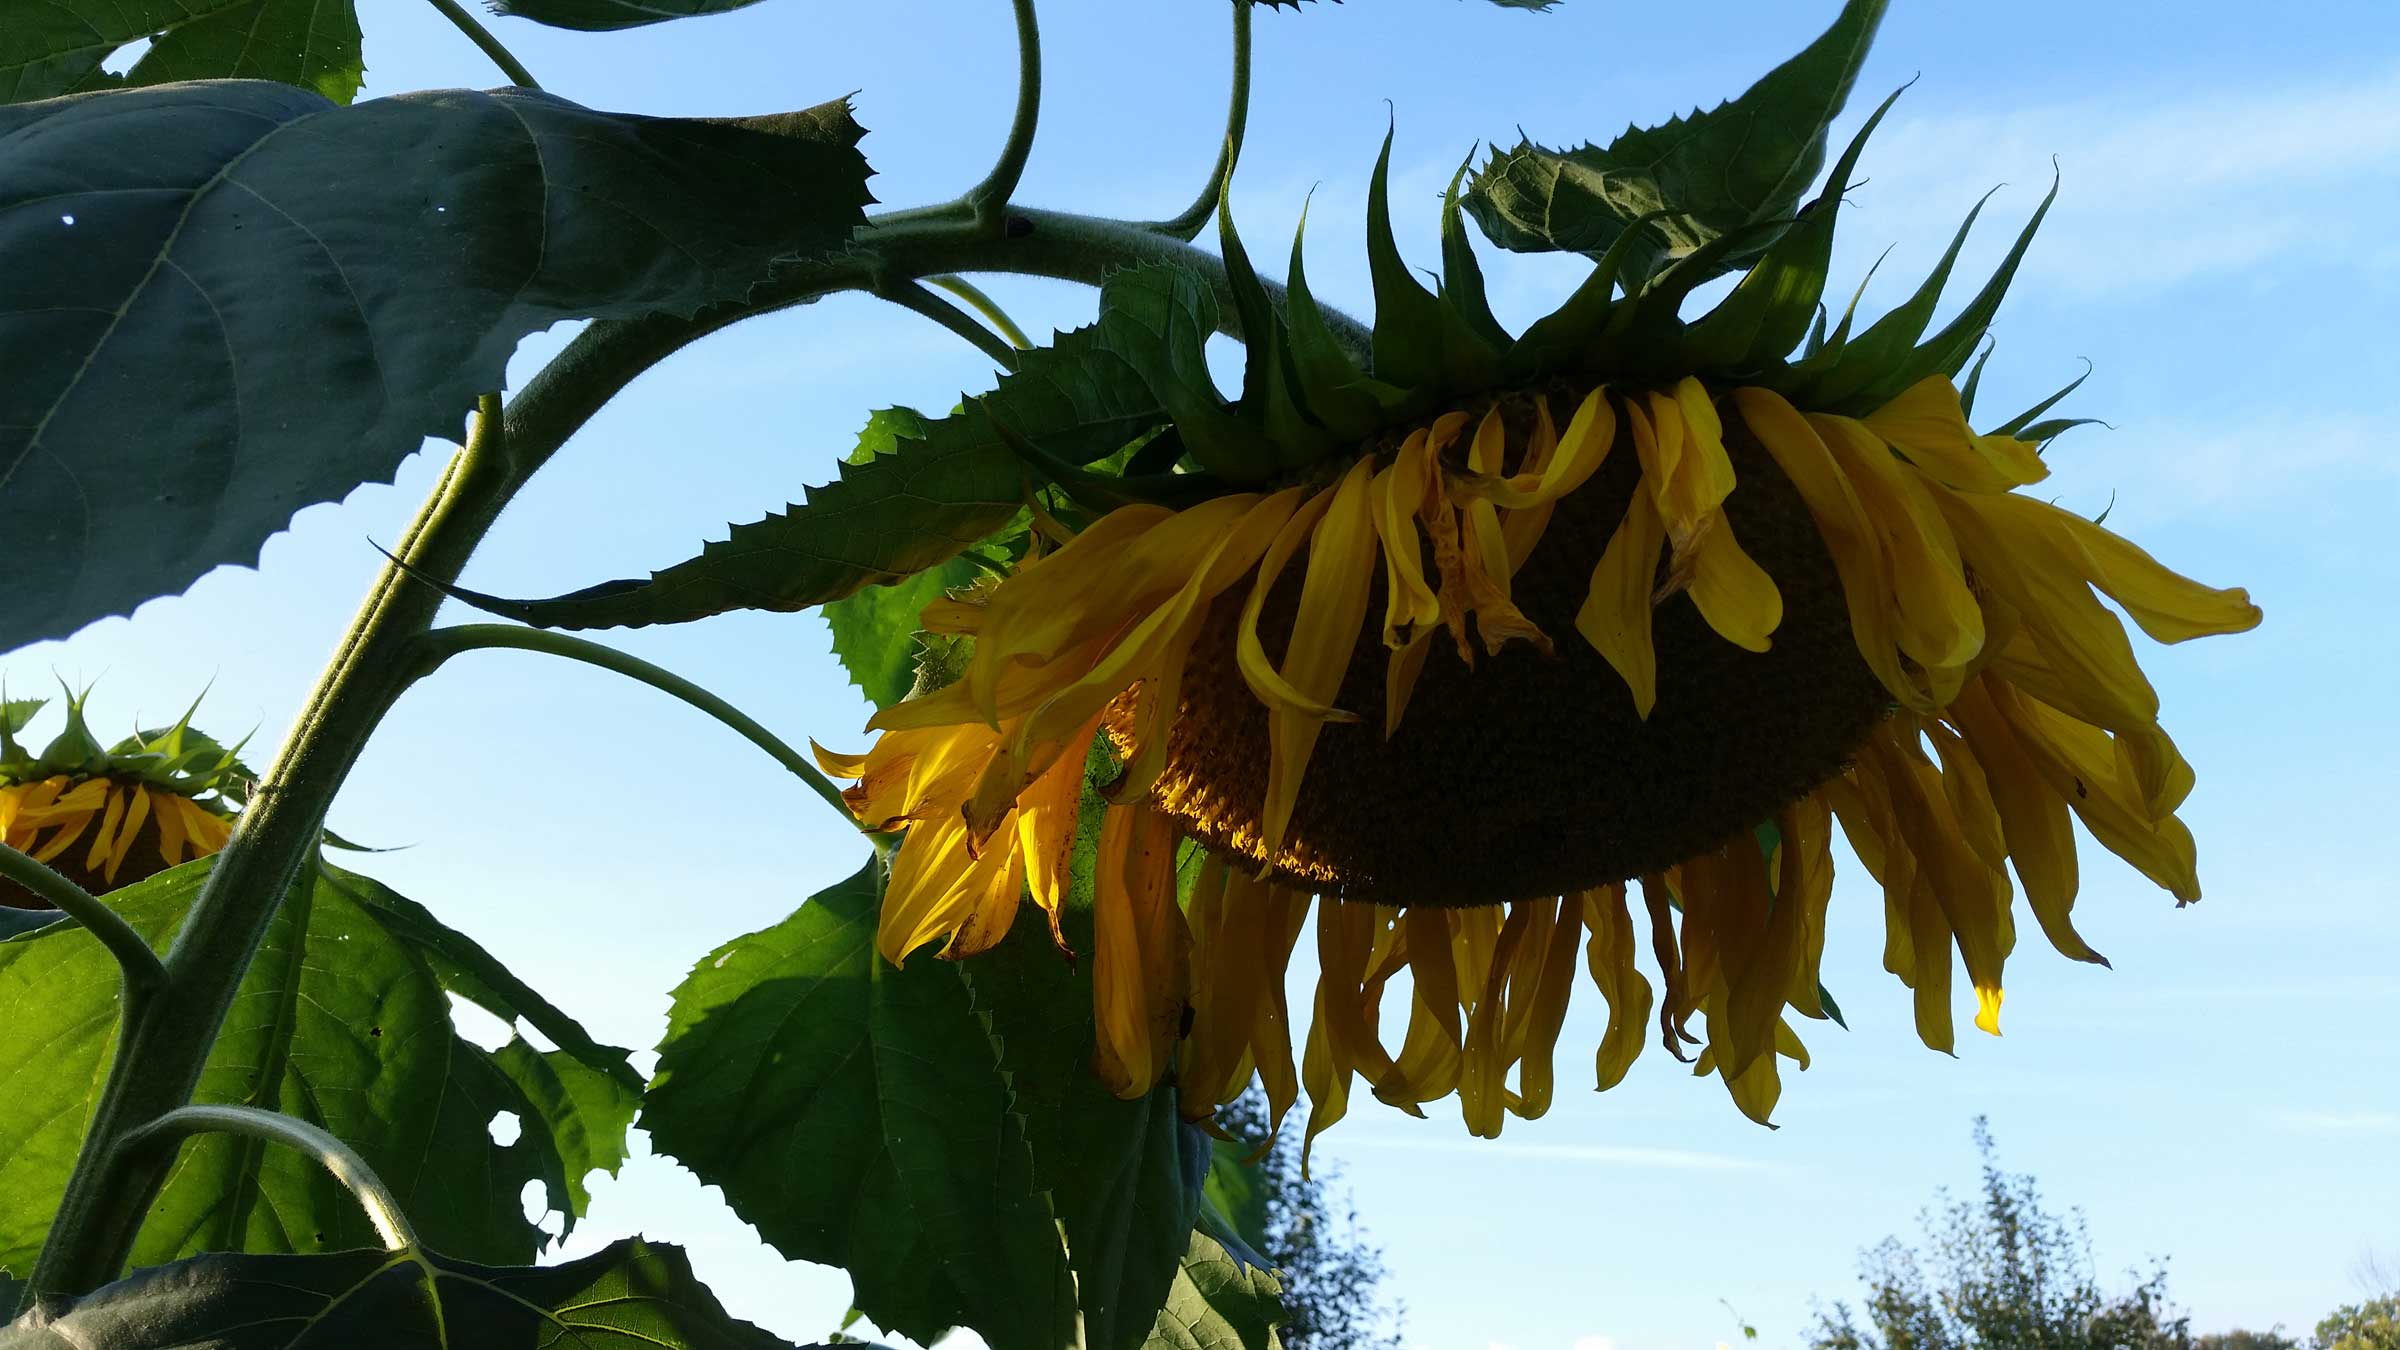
[1,690,243,907]
[815,112,2259,1149]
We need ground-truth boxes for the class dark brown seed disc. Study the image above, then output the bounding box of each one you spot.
[0,794,180,908]
[1144,393,1892,908]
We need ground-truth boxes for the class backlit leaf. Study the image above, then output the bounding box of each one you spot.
[0,82,871,654]
[0,0,365,105]
[1464,0,1886,287]
[643,860,1076,1350]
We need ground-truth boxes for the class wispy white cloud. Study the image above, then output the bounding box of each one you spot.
[1829,64,2400,298]
[1571,1335,1618,1350]
[2270,1109,2400,1135]
[1338,1135,1770,1172]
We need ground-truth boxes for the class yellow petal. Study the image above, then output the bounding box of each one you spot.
[1809,412,1985,675]
[1579,884,1656,1089]
[1259,459,1382,860]
[1382,628,1434,741]
[1476,388,1616,512]
[1736,389,1921,702]
[1948,676,2101,965]
[83,784,129,875]
[1984,492,2261,644]
[1371,430,1444,648]
[1682,524,1783,653]
[1862,376,2048,493]
[1575,489,1666,717]
[1090,802,1190,1099]
[108,785,154,883]
[1237,485,1343,718]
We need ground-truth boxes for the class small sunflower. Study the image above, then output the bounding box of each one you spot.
[1,689,244,906]
[817,114,2259,1147]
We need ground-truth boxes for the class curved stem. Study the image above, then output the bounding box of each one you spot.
[420,0,542,89]
[409,625,856,827]
[964,0,1042,230]
[0,842,165,1005]
[120,1106,417,1252]
[1142,1,1253,241]
[876,281,1021,370]
[924,275,1032,349]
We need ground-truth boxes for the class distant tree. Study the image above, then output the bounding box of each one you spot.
[2194,1331,2304,1350]
[1806,1118,2194,1350]
[2312,1293,2399,1349]
[1215,1091,1404,1350]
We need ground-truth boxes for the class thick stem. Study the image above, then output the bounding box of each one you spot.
[26,406,527,1298]
[408,625,858,827]
[421,0,543,89]
[0,842,166,1008]
[1142,0,1253,241]
[119,1106,419,1252]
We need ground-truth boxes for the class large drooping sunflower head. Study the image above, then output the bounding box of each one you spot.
[1,688,246,906]
[816,80,2259,1147]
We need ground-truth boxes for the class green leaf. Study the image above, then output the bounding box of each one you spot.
[490,0,768,32]
[0,83,872,655]
[643,861,1076,1350]
[1144,1231,1284,1350]
[0,0,365,106]
[452,321,1166,631]
[0,1237,801,1350]
[1092,265,1270,482]
[821,409,1017,710]
[1463,0,1888,287]
[0,860,635,1276]
[1199,1139,1270,1262]
[958,743,1208,1350]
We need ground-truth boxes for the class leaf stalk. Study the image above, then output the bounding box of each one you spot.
[408,624,860,828]
[1142,0,1254,241]
[0,843,167,1010]
[421,0,544,89]
[118,1106,420,1253]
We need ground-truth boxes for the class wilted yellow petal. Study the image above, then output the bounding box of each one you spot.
[1090,802,1191,1099]
[1575,490,1666,717]
[1862,376,2048,493]
[1259,459,1381,860]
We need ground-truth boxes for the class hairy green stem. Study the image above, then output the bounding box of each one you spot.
[26,404,527,1298]
[924,275,1033,349]
[421,0,543,89]
[408,625,857,827]
[877,281,1022,369]
[1142,0,1253,241]
[119,1106,419,1252]
[968,0,1042,226]
[0,842,166,1007]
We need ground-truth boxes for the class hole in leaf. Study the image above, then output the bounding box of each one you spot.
[488,1111,522,1147]
[101,37,154,75]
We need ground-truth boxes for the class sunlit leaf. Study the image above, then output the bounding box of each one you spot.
[1144,1231,1283,1350]
[0,860,635,1276]
[0,1237,800,1349]
[453,321,1164,631]
[1464,0,1886,287]
[643,861,1076,1350]
[0,83,871,655]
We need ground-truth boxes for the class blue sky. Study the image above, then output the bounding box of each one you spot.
[16,1,2400,1347]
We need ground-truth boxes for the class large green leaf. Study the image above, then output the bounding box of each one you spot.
[642,861,1077,1350]
[0,1237,798,1350]
[958,746,1209,1350]
[0,860,636,1276]
[0,82,872,655]
[0,0,365,106]
[1145,1232,1283,1350]
[458,320,1165,631]
[490,0,769,32]
[821,407,1006,710]
[1464,0,1886,288]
